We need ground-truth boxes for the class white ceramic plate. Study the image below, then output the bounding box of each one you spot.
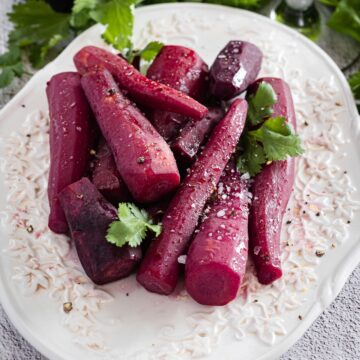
[1,3,360,360]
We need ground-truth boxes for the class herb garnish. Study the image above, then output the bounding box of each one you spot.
[237,82,304,177]
[106,202,162,248]
[247,82,278,126]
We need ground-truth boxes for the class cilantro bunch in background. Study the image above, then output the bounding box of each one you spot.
[0,0,264,89]
[0,0,159,88]
[319,0,360,110]
[0,0,360,111]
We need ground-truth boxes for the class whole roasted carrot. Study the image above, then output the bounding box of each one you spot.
[91,138,131,204]
[74,46,208,119]
[137,99,248,295]
[185,163,251,306]
[147,45,209,102]
[146,45,209,141]
[59,178,141,285]
[247,77,296,285]
[46,72,93,234]
[171,105,224,166]
[81,67,180,203]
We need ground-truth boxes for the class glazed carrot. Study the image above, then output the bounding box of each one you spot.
[147,45,209,102]
[247,77,296,285]
[137,99,248,295]
[185,163,250,306]
[74,46,208,119]
[171,106,224,166]
[146,45,209,141]
[91,138,131,204]
[81,68,180,203]
[59,178,141,285]
[46,72,93,234]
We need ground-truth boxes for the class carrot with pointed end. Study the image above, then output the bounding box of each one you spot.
[171,105,224,167]
[81,67,180,203]
[185,163,251,306]
[146,45,209,141]
[247,77,297,285]
[47,72,93,234]
[74,45,208,119]
[91,138,131,205]
[137,99,248,295]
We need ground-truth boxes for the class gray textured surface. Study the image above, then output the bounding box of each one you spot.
[0,1,360,359]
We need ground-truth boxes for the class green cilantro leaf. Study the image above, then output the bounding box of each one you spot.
[139,41,164,62]
[70,0,97,29]
[349,71,360,112]
[125,41,164,71]
[8,0,71,68]
[237,117,304,176]
[236,133,266,176]
[0,47,24,88]
[247,82,278,126]
[106,203,162,248]
[248,117,304,161]
[73,0,98,13]
[90,0,137,51]
[327,0,360,43]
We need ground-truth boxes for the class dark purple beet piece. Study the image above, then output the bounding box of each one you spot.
[74,46,208,119]
[146,111,189,142]
[247,77,296,285]
[185,163,251,306]
[46,72,93,234]
[91,138,131,204]
[146,45,209,141]
[81,67,180,203]
[210,41,263,100]
[137,99,248,295]
[171,105,224,166]
[147,45,209,101]
[59,178,141,285]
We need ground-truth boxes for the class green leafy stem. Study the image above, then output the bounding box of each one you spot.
[0,0,359,110]
[237,82,304,177]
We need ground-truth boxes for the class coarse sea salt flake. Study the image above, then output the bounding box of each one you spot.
[177,255,187,264]
[254,246,261,255]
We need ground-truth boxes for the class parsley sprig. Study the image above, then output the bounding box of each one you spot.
[106,203,162,248]
[247,82,278,126]
[237,82,304,176]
